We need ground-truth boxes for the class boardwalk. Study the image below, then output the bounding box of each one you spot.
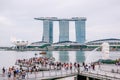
[0,64,120,80]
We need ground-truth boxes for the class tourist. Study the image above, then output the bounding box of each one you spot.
[21,70,26,79]
[111,69,114,73]
[98,62,101,70]
[2,67,5,77]
[117,69,119,73]
[88,63,91,69]
[13,69,17,80]
[74,62,77,71]
[77,63,80,73]
[7,70,12,80]
[85,64,88,71]
[82,62,85,67]
[70,63,72,70]
[92,63,95,70]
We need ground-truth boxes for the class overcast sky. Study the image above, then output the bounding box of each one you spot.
[0,0,120,46]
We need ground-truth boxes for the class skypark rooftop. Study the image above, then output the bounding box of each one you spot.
[34,17,86,21]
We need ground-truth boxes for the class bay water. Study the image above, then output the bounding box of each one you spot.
[0,51,120,69]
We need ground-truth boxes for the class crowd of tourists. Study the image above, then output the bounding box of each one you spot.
[2,66,26,80]
[1,56,97,80]
[15,57,96,71]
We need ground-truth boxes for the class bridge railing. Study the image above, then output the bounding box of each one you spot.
[25,68,120,80]
[1,67,120,80]
[79,70,120,80]
[25,69,78,80]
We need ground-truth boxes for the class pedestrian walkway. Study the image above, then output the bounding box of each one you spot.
[0,64,120,80]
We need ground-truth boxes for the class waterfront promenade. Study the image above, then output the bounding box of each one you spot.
[0,53,120,80]
[0,64,120,80]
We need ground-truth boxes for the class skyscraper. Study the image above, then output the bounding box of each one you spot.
[42,20,53,43]
[75,18,86,44]
[59,20,69,42]
[35,17,86,44]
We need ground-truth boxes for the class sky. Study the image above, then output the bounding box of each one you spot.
[0,0,120,46]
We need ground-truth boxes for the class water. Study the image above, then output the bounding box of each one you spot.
[0,51,120,69]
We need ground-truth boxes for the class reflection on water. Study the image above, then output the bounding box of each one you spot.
[68,51,76,63]
[59,51,69,63]
[47,51,85,63]
[52,51,59,62]
[76,51,85,63]
[0,51,120,68]
[46,51,52,58]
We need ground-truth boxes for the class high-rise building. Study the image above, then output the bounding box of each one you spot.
[59,20,69,42]
[75,18,86,44]
[34,17,86,44]
[42,20,53,43]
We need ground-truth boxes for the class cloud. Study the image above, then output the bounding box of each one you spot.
[0,16,14,26]
[0,0,120,46]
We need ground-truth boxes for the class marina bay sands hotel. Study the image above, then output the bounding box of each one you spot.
[34,17,86,44]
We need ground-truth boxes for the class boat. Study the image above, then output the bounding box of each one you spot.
[40,51,47,55]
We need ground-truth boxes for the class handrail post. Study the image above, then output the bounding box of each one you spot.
[77,68,80,74]
[42,71,44,77]
[114,73,116,80]
[27,67,29,80]
[66,69,67,75]
[49,70,51,76]
[55,69,57,76]
[61,69,62,76]
[35,71,37,80]
[97,71,98,79]
[105,72,107,79]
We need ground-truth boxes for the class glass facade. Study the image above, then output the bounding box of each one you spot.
[59,20,69,42]
[42,20,53,43]
[75,19,86,44]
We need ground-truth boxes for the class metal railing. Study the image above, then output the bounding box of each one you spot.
[1,68,120,80]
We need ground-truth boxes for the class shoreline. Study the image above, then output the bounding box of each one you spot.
[1,45,120,51]
[1,47,120,51]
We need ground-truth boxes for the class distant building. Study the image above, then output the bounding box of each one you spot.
[12,40,28,49]
[86,38,120,46]
[75,18,86,44]
[42,20,53,43]
[59,20,69,42]
[34,17,87,44]
[27,41,50,48]
[51,41,81,47]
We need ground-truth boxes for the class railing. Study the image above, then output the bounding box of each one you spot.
[19,68,120,80]
[1,67,120,80]
[79,70,120,80]
[25,69,78,80]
